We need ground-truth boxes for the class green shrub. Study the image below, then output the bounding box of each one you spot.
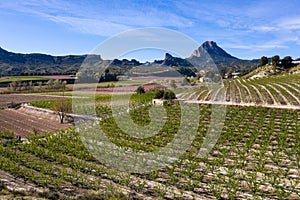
[0,130,14,139]
[154,90,176,100]
[154,90,165,99]
[136,86,145,94]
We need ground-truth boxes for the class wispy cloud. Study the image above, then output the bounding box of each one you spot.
[223,43,288,51]
[1,0,300,59]
[279,17,300,31]
[0,0,193,36]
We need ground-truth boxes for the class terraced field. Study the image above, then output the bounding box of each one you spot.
[178,74,300,108]
[0,104,299,199]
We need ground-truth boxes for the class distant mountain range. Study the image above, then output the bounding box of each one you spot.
[0,41,260,76]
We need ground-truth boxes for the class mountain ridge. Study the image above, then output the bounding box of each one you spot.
[0,41,258,76]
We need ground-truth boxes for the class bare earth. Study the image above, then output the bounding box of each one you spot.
[0,107,71,138]
[0,94,66,108]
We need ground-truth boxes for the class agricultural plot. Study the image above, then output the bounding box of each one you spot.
[0,108,70,137]
[0,104,299,199]
[0,94,67,108]
[178,74,300,108]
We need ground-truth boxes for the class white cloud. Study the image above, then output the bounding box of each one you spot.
[0,0,193,36]
[223,41,288,51]
[251,26,277,32]
[279,17,300,30]
[46,15,131,36]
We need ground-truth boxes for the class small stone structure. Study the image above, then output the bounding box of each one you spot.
[152,99,167,105]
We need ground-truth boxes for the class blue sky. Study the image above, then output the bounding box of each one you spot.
[0,0,300,61]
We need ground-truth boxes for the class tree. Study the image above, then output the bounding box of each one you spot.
[163,90,176,100]
[28,81,33,91]
[259,56,268,66]
[53,79,61,89]
[38,81,43,91]
[271,55,280,66]
[16,79,22,91]
[9,81,17,91]
[170,80,177,89]
[154,90,165,99]
[154,90,176,100]
[136,86,145,94]
[181,77,190,86]
[281,56,293,69]
[53,100,72,123]
[62,80,67,91]
[47,79,54,89]
[22,81,28,91]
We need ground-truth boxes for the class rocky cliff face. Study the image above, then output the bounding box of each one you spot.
[161,53,193,67]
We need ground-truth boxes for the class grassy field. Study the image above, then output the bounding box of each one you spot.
[0,76,50,83]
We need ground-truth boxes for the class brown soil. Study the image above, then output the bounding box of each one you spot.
[0,94,66,108]
[0,107,71,138]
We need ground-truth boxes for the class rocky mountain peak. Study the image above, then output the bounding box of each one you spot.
[190,41,237,59]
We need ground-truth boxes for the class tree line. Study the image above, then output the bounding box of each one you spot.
[259,55,294,69]
[8,79,67,92]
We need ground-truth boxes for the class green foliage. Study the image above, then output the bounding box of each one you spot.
[163,90,176,100]
[130,91,156,105]
[0,76,49,84]
[0,105,299,199]
[259,56,268,66]
[154,90,165,99]
[30,99,71,109]
[136,86,145,94]
[281,56,293,69]
[154,90,176,100]
[271,55,280,66]
[30,100,56,109]
[0,130,14,139]
[94,94,112,102]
